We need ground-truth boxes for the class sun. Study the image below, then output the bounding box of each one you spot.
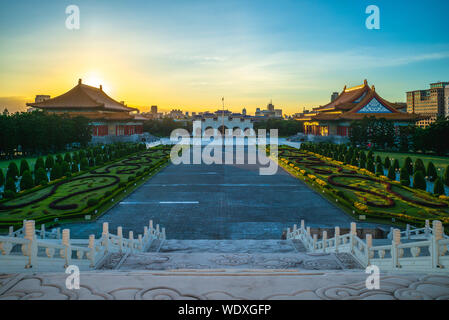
[83,72,112,94]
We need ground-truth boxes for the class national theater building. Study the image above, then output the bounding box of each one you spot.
[27,79,147,137]
[297,80,422,137]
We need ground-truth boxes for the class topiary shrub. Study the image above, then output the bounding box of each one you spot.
[426,162,437,182]
[376,155,382,164]
[376,162,384,175]
[87,198,99,207]
[19,159,30,177]
[3,189,15,199]
[433,177,445,196]
[34,167,47,186]
[61,161,70,175]
[71,161,79,173]
[414,158,425,175]
[444,165,449,187]
[80,158,89,171]
[7,162,19,181]
[405,157,413,175]
[45,156,55,170]
[387,166,396,180]
[384,156,390,169]
[50,163,62,181]
[4,176,17,194]
[119,181,126,188]
[367,159,375,173]
[56,154,63,164]
[359,158,366,169]
[400,166,410,186]
[34,157,45,172]
[393,159,400,171]
[0,169,4,187]
[412,170,426,191]
[64,153,72,163]
[20,170,34,191]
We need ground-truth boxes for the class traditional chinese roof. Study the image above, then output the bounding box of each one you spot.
[50,111,147,122]
[27,79,137,112]
[308,80,422,122]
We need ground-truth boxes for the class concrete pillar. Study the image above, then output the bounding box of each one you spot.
[322,231,327,251]
[41,224,45,239]
[8,226,13,237]
[301,219,305,230]
[313,234,317,250]
[406,224,411,239]
[334,226,340,252]
[62,229,71,268]
[129,231,134,252]
[117,226,123,253]
[392,229,401,268]
[432,220,444,269]
[366,234,373,265]
[88,234,95,267]
[162,227,166,240]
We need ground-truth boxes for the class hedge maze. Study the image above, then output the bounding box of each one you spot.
[277,146,449,227]
[0,145,171,228]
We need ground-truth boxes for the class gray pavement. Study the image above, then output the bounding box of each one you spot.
[62,147,383,239]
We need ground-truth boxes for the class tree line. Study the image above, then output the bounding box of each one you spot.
[349,116,449,155]
[0,110,91,159]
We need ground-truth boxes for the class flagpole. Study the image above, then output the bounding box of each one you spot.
[222,97,224,144]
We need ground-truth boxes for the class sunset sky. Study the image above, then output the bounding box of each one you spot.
[1,0,449,114]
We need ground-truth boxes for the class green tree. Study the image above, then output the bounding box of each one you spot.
[19,159,30,176]
[61,161,70,176]
[387,166,396,180]
[34,167,48,185]
[405,157,413,175]
[444,165,449,186]
[414,158,425,175]
[384,156,391,169]
[426,162,437,182]
[80,158,89,171]
[7,162,19,181]
[400,166,410,186]
[34,157,45,172]
[71,161,79,173]
[20,170,34,191]
[376,155,382,164]
[393,159,400,171]
[351,156,358,166]
[4,176,17,194]
[413,170,426,190]
[359,158,366,169]
[360,151,366,163]
[376,162,384,175]
[45,156,54,170]
[64,153,72,163]
[433,177,445,196]
[0,169,4,187]
[50,163,62,181]
[367,158,375,173]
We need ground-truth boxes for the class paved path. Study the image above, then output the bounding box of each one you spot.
[62,147,385,239]
[2,271,449,300]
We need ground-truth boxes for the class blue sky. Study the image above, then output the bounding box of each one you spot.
[1,0,448,113]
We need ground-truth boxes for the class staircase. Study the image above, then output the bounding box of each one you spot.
[99,239,362,271]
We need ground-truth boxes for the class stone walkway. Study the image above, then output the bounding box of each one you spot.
[1,271,449,300]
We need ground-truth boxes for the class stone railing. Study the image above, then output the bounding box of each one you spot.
[0,219,166,272]
[287,220,449,272]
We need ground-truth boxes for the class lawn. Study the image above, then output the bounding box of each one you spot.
[276,146,449,228]
[0,145,171,228]
[371,150,449,172]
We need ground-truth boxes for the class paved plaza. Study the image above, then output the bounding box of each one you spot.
[63,146,383,239]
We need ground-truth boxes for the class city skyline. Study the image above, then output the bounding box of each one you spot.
[1,0,449,114]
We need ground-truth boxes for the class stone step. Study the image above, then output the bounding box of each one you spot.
[157,239,304,253]
[101,250,362,271]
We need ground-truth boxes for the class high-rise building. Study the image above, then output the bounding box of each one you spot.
[445,85,449,117]
[242,108,247,115]
[151,105,158,114]
[406,81,449,127]
[267,100,274,112]
[331,92,339,102]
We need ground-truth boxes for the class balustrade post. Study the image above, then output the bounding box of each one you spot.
[117,226,123,253]
[162,227,166,240]
[56,228,61,240]
[102,222,109,253]
[392,229,401,269]
[406,224,410,240]
[24,220,37,269]
[62,229,71,268]
[156,224,160,237]
[431,220,444,269]
[149,220,154,236]
[334,227,340,252]
[143,226,149,243]
[350,222,357,254]
[313,234,317,251]
[322,231,327,252]
[138,234,143,250]
[129,231,134,253]
[365,234,373,266]
[293,224,297,234]
[41,224,45,239]
[8,226,13,237]
[88,234,95,267]
[301,220,305,232]
[425,220,430,237]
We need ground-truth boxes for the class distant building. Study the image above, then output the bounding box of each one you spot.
[407,81,449,127]
[331,92,339,102]
[254,101,282,119]
[193,110,253,135]
[445,85,449,117]
[28,95,51,112]
[296,80,422,137]
[26,79,147,137]
[151,105,158,114]
[169,109,184,119]
[242,108,247,115]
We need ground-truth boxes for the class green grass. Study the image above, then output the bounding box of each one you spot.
[0,145,171,228]
[372,151,449,172]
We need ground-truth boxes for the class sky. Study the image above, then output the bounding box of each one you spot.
[1,0,449,115]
